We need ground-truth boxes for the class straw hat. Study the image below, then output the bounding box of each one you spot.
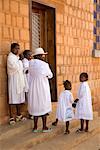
[33,48,48,56]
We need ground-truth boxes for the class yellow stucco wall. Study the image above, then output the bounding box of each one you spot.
[0,0,100,124]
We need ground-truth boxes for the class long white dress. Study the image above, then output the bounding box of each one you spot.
[7,52,25,104]
[56,90,74,122]
[75,82,93,120]
[28,59,53,116]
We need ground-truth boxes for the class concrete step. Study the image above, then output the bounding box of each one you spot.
[0,119,32,141]
[0,102,57,141]
[27,118,100,150]
[0,117,100,150]
[71,134,100,150]
[0,107,98,142]
[0,119,79,150]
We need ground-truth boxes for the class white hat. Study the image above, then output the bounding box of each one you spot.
[33,48,48,56]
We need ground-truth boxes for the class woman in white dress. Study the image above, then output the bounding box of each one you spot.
[7,43,26,125]
[28,48,53,132]
[52,80,74,134]
[75,72,93,132]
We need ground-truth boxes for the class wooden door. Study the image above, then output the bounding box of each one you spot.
[46,8,57,102]
[31,2,57,101]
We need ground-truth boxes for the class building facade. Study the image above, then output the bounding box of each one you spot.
[0,0,100,124]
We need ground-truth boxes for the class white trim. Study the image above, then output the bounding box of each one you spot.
[32,0,56,8]
[92,49,100,57]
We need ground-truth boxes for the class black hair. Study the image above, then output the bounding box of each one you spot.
[19,54,24,60]
[80,72,88,81]
[63,80,72,90]
[23,50,31,58]
[34,54,43,59]
[11,43,19,51]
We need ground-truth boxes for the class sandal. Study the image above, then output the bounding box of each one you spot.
[42,128,52,133]
[52,121,57,126]
[76,128,84,133]
[32,129,42,133]
[16,115,27,122]
[64,130,70,134]
[9,117,16,125]
[29,115,34,120]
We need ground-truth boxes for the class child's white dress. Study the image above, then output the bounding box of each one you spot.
[56,90,74,122]
[75,82,93,120]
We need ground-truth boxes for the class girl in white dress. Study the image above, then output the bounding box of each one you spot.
[52,80,74,134]
[75,72,93,132]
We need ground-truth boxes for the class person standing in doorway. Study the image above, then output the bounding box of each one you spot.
[7,43,26,125]
[22,50,33,119]
[28,48,53,132]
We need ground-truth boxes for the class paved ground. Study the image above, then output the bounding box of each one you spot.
[72,134,100,150]
[0,109,99,150]
[29,129,100,150]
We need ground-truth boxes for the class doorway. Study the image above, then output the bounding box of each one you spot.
[30,1,57,102]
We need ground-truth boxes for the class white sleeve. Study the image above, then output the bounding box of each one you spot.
[41,63,53,79]
[78,84,86,99]
[46,63,53,79]
[70,93,74,103]
[7,58,20,72]
[23,61,29,69]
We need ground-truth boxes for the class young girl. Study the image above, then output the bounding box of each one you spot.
[52,80,74,134]
[75,72,93,132]
[22,50,33,119]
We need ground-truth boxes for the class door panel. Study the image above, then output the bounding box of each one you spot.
[32,8,46,50]
[46,8,57,102]
[32,2,57,101]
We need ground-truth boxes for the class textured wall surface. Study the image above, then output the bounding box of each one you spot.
[0,0,30,124]
[0,0,100,124]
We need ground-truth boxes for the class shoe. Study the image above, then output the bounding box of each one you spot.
[16,115,27,122]
[76,128,84,133]
[9,118,16,125]
[32,129,42,133]
[29,115,34,120]
[42,128,52,133]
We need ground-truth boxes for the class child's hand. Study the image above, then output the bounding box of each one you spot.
[72,99,79,108]
[72,102,77,108]
[74,98,79,103]
[25,70,28,74]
